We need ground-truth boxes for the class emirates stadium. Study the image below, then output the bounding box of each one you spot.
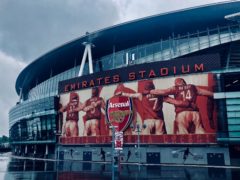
[9,1,240,166]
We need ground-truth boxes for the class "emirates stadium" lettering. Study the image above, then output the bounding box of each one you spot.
[62,61,213,93]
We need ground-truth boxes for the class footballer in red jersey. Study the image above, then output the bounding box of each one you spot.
[59,92,81,137]
[81,87,106,136]
[150,78,213,134]
[118,81,166,135]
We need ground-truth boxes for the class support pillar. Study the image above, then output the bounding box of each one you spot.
[25,145,28,156]
[78,42,94,77]
[19,145,22,156]
[87,44,93,74]
[23,160,27,171]
[45,144,48,158]
[34,145,37,157]
[44,161,48,171]
[78,45,88,76]
[14,146,17,155]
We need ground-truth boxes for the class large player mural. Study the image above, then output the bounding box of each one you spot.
[58,73,217,144]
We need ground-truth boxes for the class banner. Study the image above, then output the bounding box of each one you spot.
[115,131,123,150]
[58,73,217,144]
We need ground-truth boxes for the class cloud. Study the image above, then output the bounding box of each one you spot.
[0,0,119,62]
[0,0,119,136]
[0,50,26,136]
[112,0,228,23]
[0,0,227,62]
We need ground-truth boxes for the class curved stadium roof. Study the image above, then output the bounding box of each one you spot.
[16,1,240,95]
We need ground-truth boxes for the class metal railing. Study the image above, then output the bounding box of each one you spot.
[98,24,240,70]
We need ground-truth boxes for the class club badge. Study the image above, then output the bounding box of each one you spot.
[106,96,133,132]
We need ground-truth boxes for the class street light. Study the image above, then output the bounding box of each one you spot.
[109,126,116,180]
[54,130,62,178]
[130,123,146,166]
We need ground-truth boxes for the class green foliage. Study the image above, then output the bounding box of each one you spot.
[0,135,9,143]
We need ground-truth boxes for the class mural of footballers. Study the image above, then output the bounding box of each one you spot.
[150,78,214,134]
[81,87,106,136]
[59,92,81,137]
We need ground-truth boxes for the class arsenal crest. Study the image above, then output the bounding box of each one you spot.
[106,96,133,132]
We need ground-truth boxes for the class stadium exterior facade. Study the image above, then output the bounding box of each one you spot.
[9,1,240,166]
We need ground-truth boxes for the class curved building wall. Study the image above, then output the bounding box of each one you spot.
[27,67,79,101]
[24,24,240,102]
[9,96,58,142]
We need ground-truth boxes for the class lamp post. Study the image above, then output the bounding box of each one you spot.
[57,136,60,161]
[110,126,116,180]
[136,124,141,166]
[54,130,61,177]
[131,124,146,168]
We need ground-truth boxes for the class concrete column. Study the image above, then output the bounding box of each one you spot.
[33,160,36,172]
[23,160,27,171]
[44,161,48,171]
[19,145,22,155]
[126,52,129,65]
[25,145,28,155]
[34,145,37,157]
[45,144,48,158]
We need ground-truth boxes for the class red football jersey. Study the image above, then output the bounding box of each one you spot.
[141,95,164,120]
[66,101,79,121]
[171,84,198,113]
[85,97,103,120]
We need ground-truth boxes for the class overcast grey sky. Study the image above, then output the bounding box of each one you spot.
[0,0,229,136]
